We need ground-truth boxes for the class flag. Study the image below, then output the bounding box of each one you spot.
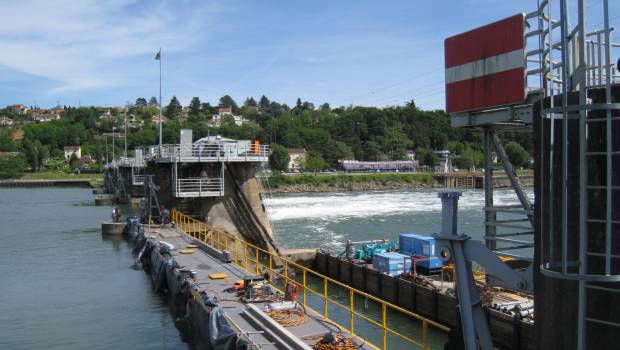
[155,49,161,60]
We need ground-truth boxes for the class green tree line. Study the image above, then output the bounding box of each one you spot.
[0,95,533,177]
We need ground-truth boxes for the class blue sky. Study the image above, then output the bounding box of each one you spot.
[0,0,618,110]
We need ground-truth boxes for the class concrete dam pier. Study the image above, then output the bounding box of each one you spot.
[104,130,278,255]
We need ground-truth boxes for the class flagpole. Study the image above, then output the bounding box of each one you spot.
[158,48,162,147]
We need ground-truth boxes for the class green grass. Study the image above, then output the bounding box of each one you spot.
[20,171,103,187]
[267,172,436,188]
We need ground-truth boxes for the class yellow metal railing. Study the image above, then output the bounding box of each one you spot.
[171,209,450,350]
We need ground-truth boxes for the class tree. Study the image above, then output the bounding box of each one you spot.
[323,140,353,166]
[504,141,531,168]
[417,148,439,167]
[304,155,328,173]
[135,97,147,107]
[69,152,79,169]
[269,144,290,173]
[200,102,212,114]
[189,97,201,116]
[244,97,257,108]
[0,154,28,179]
[219,95,238,109]
[148,97,159,106]
[259,95,270,110]
[165,96,182,119]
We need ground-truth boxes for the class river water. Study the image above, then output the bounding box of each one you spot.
[0,186,532,350]
[0,188,190,350]
[268,188,534,255]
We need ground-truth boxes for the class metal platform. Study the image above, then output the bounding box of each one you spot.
[143,225,369,350]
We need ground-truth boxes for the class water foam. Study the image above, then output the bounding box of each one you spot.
[267,189,533,222]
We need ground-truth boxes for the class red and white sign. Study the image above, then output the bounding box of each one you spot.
[444,14,526,114]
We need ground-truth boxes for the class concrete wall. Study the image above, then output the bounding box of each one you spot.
[145,161,279,255]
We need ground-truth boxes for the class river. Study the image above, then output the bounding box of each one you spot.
[0,188,190,350]
[0,186,532,350]
[268,188,534,256]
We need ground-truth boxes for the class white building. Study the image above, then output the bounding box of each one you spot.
[0,116,14,126]
[64,146,82,159]
[287,148,307,172]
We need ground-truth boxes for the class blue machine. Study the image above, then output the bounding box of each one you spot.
[399,233,443,270]
[372,252,412,276]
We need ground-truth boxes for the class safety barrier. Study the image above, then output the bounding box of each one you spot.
[148,142,269,162]
[171,209,450,350]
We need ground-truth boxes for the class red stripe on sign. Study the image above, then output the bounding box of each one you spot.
[445,67,525,113]
[444,14,524,68]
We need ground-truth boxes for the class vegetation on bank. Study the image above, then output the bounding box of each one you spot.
[18,171,103,187]
[266,172,437,189]
[1,95,533,179]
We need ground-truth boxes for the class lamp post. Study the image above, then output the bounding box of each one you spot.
[112,126,115,164]
[155,48,162,147]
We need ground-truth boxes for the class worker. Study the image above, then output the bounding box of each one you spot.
[112,207,121,222]
[160,204,170,225]
[345,240,355,259]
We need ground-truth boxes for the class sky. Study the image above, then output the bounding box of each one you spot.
[0,0,618,110]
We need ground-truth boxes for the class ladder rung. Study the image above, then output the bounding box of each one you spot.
[586,219,620,224]
[485,236,533,245]
[587,186,620,190]
[586,151,620,156]
[585,317,620,328]
[494,244,534,251]
[586,284,620,293]
[586,252,620,259]
[493,231,535,237]
[586,116,620,122]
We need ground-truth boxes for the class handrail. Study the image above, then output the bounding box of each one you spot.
[149,143,270,162]
[170,209,449,350]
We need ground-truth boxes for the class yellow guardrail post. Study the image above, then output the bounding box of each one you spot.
[382,304,388,350]
[350,289,355,334]
[234,238,239,264]
[170,209,450,350]
[302,269,307,307]
[284,260,289,288]
[423,321,429,350]
[255,247,260,275]
[323,278,329,319]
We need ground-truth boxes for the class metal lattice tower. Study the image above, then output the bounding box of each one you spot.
[534,0,620,348]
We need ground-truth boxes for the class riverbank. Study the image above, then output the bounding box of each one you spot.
[265,171,533,193]
[1,171,104,188]
[266,173,439,193]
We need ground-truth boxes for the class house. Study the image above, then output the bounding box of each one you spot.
[287,148,307,172]
[99,109,112,120]
[406,150,416,161]
[151,115,165,125]
[8,104,28,115]
[0,116,14,126]
[218,107,232,115]
[64,146,82,159]
[126,113,143,128]
[32,112,60,123]
[11,129,24,141]
[209,112,249,127]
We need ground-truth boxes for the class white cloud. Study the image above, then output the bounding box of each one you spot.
[0,0,225,94]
